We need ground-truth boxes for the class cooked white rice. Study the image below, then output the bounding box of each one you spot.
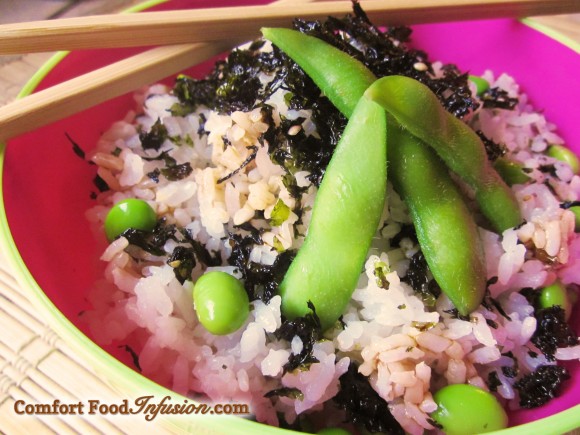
[83,44,580,434]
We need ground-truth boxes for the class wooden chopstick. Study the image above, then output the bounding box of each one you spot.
[1,0,579,54]
[0,0,309,143]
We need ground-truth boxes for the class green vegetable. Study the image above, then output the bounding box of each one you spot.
[192,271,250,335]
[365,75,522,233]
[270,199,290,226]
[468,75,490,95]
[431,384,508,435]
[104,198,157,241]
[279,95,387,330]
[570,206,580,232]
[493,156,531,186]
[539,281,571,320]
[388,127,486,315]
[264,27,486,317]
[547,144,580,174]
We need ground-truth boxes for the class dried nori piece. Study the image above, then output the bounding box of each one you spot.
[487,371,502,392]
[538,164,559,178]
[334,363,404,434]
[402,251,441,307]
[501,351,519,378]
[227,228,294,302]
[514,365,570,408]
[275,301,322,373]
[140,118,169,151]
[66,132,86,160]
[264,387,304,401]
[118,344,142,372]
[443,308,471,322]
[167,246,197,284]
[561,200,580,209]
[93,173,110,193]
[531,306,578,361]
[481,287,511,321]
[480,87,519,110]
[161,162,193,181]
[476,130,506,161]
[120,218,178,256]
[390,223,418,247]
[217,146,258,184]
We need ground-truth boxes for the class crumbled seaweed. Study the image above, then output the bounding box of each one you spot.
[486,318,499,329]
[538,164,559,178]
[167,246,197,284]
[476,130,506,161]
[487,371,502,392]
[561,200,580,209]
[140,118,169,151]
[264,387,304,401]
[480,87,518,110]
[93,173,110,192]
[118,344,142,372]
[427,419,444,430]
[402,251,441,307]
[275,301,322,373]
[142,149,177,166]
[161,162,193,181]
[334,363,404,434]
[227,228,294,302]
[147,168,161,183]
[66,132,86,160]
[531,306,578,361]
[389,223,418,247]
[501,351,519,378]
[217,145,258,184]
[481,287,511,321]
[443,308,471,322]
[121,218,177,256]
[514,365,570,408]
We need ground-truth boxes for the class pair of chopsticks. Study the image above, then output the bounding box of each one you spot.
[0,0,579,143]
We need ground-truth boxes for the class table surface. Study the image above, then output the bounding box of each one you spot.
[0,2,579,434]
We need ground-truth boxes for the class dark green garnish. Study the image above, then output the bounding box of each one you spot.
[402,251,441,307]
[66,132,86,160]
[531,306,578,361]
[514,365,570,408]
[118,344,142,372]
[140,118,169,151]
[93,173,110,193]
[476,130,506,161]
[264,387,304,401]
[334,363,404,434]
[487,371,502,392]
[274,301,321,373]
[480,87,518,110]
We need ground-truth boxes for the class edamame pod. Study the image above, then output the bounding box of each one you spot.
[388,126,486,314]
[365,76,522,233]
[279,95,387,330]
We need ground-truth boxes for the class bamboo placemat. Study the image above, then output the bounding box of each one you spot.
[0,3,579,434]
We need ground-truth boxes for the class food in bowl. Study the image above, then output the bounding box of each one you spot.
[77,4,579,434]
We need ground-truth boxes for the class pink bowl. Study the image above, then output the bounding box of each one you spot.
[1,0,579,433]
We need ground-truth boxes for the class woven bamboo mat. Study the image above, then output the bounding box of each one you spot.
[0,2,579,434]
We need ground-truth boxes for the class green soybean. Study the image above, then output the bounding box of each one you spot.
[104,198,157,241]
[279,95,387,330]
[365,75,522,233]
[193,271,250,335]
[468,75,490,95]
[431,384,508,435]
[539,281,571,320]
[388,126,486,314]
[493,157,531,186]
[547,144,580,174]
[570,206,580,232]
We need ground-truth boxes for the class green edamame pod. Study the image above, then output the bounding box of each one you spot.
[493,157,531,186]
[279,96,387,330]
[261,27,376,118]
[365,76,522,233]
[388,126,486,314]
[263,27,486,317]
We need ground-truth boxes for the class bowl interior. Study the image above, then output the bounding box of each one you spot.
[1,0,579,432]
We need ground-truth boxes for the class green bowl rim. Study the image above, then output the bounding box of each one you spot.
[0,2,579,433]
